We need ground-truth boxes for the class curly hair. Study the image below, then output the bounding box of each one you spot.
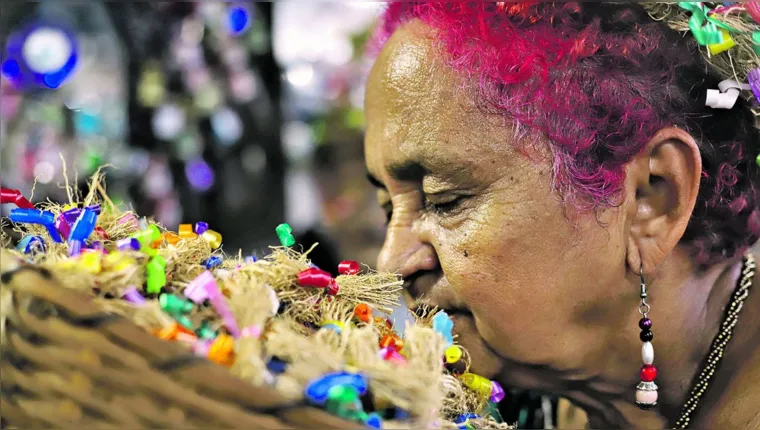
[370,2,760,266]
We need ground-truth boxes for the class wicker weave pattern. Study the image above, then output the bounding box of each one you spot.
[0,266,360,429]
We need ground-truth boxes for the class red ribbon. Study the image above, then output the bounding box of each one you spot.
[1,187,34,209]
[297,268,333,288]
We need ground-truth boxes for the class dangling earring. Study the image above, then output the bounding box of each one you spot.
[636,267,658,409]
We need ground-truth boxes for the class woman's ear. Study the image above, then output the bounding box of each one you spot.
[625,127,702,275]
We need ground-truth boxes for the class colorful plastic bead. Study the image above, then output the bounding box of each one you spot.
[337,260,360,275]
[445,345,463,364]
[379,347,407,365]
[275,223,295,247]
[490,381,505,403]
[184,271,214,303]
[196,321,217,340]
[195,221,209,235]
[105,252,135,272]
[202,255,222,269]
[146,258,167,294]
[0,187,34,209]
[353,303,372,323]
[122,287,146,305]
[69,208,98,243]
[240,324,262,339]
[266,357,288,374]
[178,224,196,239]
[365,413,383,429]
[55,213,72,240]
[10,208,62,242]
[460,373,493,397]
[201,229,223,249]
[327,279,339,296]
[297,267,333,288]
[455,413,481,425]
[304,371,368,405]
[155,323,193,341]
[68,239,83,257]
[244,255,258,264]
[133,225,161,248]
[203,275,240,338]
[325,385,367,422]
[207,333,235,366]
[321,320,345,334]
[160,294,194,314]
[117,238,140,251]
[94,226,109,239]
[379,334,400,350]
[707,29,736,55]
[80,250,102,274]
[163,232,181,245]
[17,235,45,255]
[432,311,454,347]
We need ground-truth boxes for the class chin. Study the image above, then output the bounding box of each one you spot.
[450,311,506,380]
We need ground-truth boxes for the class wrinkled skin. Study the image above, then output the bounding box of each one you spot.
[364,22,760,428]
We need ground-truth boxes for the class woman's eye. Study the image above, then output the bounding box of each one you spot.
[425,197,461,215]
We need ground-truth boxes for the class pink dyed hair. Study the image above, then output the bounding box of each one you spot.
[370,2,760,266]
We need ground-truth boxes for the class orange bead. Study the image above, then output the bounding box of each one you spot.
[379,334,398,349]
[178,224,197,239]
[353,303,372,323]
[207,334,235,366]
[163,232,181,245]
[155,323,181,341]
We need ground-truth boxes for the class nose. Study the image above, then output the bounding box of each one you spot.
[377,222,438,279]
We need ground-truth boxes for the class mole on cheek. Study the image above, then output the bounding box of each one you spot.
[463,250,469,257]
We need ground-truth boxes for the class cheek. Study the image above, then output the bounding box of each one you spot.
[437,179,610,360]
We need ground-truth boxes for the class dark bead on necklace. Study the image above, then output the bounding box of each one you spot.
[640,330,653,342]
[639,318,652,330]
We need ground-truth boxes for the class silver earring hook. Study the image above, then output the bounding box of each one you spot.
[639,264,650,316]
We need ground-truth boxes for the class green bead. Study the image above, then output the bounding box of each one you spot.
[172,314,195,331]
[325,385,368,422]
[146,264,167,294]
[133,225,162,248]
[756,153,760,168]
[327,384,359,403]
[152,254,167,269]
[160,294,194,314]
[275,223,296,247]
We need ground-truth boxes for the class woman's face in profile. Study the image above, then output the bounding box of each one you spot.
[365,23,638,387]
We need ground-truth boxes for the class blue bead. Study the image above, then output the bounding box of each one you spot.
[228,6,250,34]
[432,311,454,347]
[266,358,288,375]
[195,221,209,235]
[304,371,368,405]
[393,409,409,420]
[69,208,98,242]
[454,413,480,424]
[202,256,223,269]
[9,208,54,225]
[244,255,258,263]
[17,235,45,255]
[365,412,382,429]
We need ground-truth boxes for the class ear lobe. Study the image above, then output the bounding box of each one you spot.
[626,127,702,275]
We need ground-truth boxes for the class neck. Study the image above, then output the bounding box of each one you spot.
[561,251,746,428]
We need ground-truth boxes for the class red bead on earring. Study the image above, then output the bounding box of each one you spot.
[636,270,658,410]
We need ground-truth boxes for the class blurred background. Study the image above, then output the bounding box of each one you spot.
[0,3,566,427]
[0,1,386,267]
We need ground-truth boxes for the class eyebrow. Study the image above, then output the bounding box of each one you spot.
[367,161,427,190]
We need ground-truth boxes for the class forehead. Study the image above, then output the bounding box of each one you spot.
[365,22,511,177]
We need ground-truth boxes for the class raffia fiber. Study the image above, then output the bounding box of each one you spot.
[0,171,512,429]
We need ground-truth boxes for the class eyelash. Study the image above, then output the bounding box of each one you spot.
[425,197,461,216]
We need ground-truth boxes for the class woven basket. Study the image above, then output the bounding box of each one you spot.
[0,264,360,429]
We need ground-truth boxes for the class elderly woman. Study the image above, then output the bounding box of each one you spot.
[364,3,760,429]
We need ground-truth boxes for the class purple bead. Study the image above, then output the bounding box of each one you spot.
[639,318,652,330]
[192,339,213,356]
[117,238,140,251]
[89,241,103,250]
[55,213,72,240]
[184,271,214,304]
[490,381,505,403]
[748,68,760,104]
[68,239,83,257]
[122,287,146,305]
[62,208,81,224]
[195,221,209,235]
[86,204,102,215]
